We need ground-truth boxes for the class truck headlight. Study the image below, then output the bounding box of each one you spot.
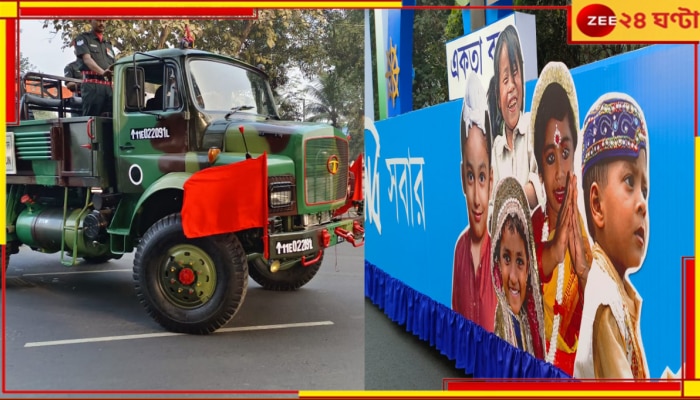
[269,182,293,208]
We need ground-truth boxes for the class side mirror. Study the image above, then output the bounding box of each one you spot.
[125,67,145,110]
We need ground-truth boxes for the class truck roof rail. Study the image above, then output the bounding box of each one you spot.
[19,72,83,120]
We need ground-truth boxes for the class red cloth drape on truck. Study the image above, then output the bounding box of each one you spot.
[181,153,268,239]
[333,153,364,217]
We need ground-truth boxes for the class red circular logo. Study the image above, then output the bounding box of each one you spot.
[577,4,617,38]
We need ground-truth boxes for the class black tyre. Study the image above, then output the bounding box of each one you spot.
[249,252,323,291]
[4,241,20,271]
[133,213,248,334]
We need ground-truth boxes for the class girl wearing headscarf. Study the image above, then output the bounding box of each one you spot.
[491,177,545,358]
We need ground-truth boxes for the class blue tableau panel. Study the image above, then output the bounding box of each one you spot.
[365,99,464,308]
[366,44,693,379]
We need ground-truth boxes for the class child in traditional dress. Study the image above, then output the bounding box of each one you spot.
[574,93,649,379]
[452,72,497,332]
[490,25,544,211]
[491,177,545,358]
[530,62,592,375]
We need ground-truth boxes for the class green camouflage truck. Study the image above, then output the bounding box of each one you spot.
[6,48,364,334]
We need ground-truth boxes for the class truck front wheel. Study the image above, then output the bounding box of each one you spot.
[249,253,324,291]
[133,213,248,334]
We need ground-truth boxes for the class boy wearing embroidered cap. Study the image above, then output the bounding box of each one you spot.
[574,93,650,379]
[452,72,497,332]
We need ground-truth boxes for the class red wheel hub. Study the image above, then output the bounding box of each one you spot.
[178,268,196,285]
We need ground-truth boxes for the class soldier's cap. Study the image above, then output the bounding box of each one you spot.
[581,92,648,177]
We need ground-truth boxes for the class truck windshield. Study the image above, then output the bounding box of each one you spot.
[187,59,278,118]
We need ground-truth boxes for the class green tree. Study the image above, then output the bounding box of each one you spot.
[19,52,37,74]
[305,72,348,128]
[412,6,463,109]
[42,13,329,90]
[320,10,365,161]
[513,0,646,74]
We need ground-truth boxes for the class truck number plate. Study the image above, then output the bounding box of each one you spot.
[6,132,16,174]
[276,238,314,255]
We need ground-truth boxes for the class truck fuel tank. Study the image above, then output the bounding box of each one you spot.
[15,206,110,257]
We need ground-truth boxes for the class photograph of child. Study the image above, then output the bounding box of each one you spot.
[490,177,545,358]
[529,62,592,375]
[490,25,544,211]
[574,93,650,379]
[452,71,497,332]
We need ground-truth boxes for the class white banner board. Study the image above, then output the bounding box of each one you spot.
[446,12,537,101]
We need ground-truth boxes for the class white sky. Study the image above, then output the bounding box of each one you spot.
[19,19,76,76]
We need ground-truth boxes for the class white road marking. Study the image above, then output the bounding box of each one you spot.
[24,321,334,348]
[21,269,131,277]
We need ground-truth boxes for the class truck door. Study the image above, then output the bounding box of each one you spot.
[116,62,190,193]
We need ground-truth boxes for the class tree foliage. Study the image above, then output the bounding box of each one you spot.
[305,72,346,127]
[296,10,364,160]
[513,0,646,74]
[412,7,463,109]
[19,52,37,74]
[43,12,335,90]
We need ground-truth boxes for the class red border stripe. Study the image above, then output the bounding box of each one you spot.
[6,19,17,125]
[20,8,257,18]
[686,257,695,379]
[444,380,682,391]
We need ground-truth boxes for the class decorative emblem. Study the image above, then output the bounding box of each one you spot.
[327,155,340,175]
[385,37,400,108]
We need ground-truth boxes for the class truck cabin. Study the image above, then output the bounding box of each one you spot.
[123,49,280,152]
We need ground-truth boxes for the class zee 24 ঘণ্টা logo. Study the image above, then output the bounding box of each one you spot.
[576,4,618,37]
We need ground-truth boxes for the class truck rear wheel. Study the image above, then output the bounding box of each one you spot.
[249,253,323,291]
[4,241,20,271]
[133,213,248,334]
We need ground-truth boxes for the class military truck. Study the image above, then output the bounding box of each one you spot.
[6,48,364,334]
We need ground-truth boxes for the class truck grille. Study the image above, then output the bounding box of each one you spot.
[14,129,52,160]
[304,137,348,205]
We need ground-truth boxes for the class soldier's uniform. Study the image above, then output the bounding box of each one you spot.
[74,30,115,117]
[64,59,82,96]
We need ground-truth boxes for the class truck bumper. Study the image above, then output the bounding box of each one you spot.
[267,216,364,261]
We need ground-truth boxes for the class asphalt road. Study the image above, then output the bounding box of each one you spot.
[3,243,364,393]
[364,299,468,390]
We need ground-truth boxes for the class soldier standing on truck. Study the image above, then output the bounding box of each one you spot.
[64,40,82,97]
[74,19,115,117]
